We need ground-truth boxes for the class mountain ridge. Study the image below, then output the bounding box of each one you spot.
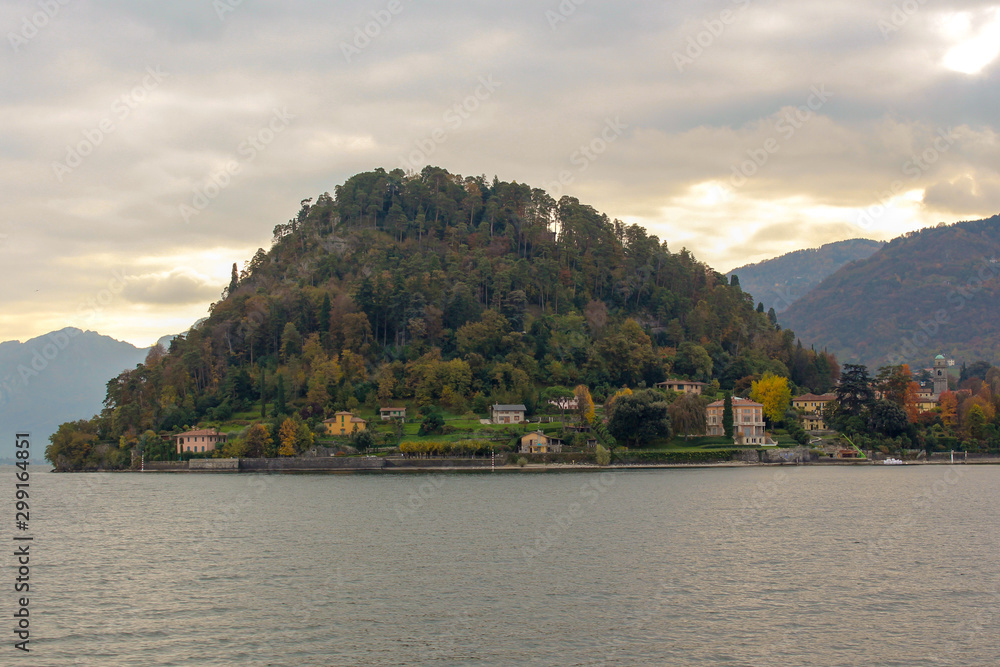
[779,214,1000,368]
[727,238,884,314]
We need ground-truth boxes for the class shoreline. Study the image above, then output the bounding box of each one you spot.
[45,457,1000,474]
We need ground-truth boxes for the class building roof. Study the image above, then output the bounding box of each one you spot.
[492,404,527,411]
[177,428,225,437]
[707,397,763,408]
[936,354,945,359]
[350,417,366,423]
[380,406,406,411]
[793,393,837,402]
[657,378,707,386]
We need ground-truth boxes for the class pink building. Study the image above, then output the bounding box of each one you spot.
[176,428,228,454]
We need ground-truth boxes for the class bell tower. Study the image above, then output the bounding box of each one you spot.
[932,355,948,397]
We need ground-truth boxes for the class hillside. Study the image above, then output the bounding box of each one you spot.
[0,328,149,458]
[727,239,883,314]
[49,167,839,462]
[780,215,1000,369]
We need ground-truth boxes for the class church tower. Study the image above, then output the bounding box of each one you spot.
[932,355,948,397]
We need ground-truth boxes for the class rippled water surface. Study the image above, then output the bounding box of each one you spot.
[18,465,1000,665]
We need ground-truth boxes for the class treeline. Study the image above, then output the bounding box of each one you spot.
[49,166,839,464]
[828,361,1000,452]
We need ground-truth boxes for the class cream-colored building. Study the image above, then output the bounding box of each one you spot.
[706,397,768,445]
[656,379,707,395]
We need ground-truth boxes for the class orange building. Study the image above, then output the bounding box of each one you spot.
[323,411,367,436]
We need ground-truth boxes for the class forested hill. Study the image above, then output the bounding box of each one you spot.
[780,215,1000,369]
[79,167,838,443]
[727,239,883,314]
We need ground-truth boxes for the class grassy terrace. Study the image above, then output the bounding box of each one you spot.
[196,403,801,456]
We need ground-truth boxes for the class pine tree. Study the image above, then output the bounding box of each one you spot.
[227,262,239,297]
[722,392,734,438]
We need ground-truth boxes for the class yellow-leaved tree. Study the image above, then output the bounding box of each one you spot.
[279,418,298,457]
[574,385,596,423]
[749,372,792,424]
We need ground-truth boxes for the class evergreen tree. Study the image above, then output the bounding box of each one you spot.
[227,262,239,297]
[722,392,734,438]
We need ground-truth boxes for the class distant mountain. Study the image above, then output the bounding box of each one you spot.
[780,215,1000,369]
[0,328,149,459]
[728,239,883,314]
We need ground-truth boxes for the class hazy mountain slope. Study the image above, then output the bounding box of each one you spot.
[0,328,149,459]
[779,216,1000,369]
[728,239,883,313]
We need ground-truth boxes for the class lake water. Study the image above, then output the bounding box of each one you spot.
[12,465,1000,666]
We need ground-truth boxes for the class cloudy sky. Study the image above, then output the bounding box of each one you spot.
[1,0,999,347]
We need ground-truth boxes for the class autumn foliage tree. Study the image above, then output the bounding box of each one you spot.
[749,373,792,425]
[279,418,298,456]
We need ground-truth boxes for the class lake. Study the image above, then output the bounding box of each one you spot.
[14,465,1000,665]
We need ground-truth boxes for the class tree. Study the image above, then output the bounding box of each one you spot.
[722,392,734,438]
[418,411,445,436]
[836,364,874,417]
[350,428,377,452]
[966,404,988,440]
[606,389,671,447]
[281,322,302,360]
[938,391,958,427]
[750,373,792,425]
[722,391,733,438]
[875,364,911,406]
[244,423,273,458]
[542,385,575,424]
[574,385,595,423]
[227,262,239,297]
[279,418,298,456]
[673,342,713,382]
[271,374,288,417]
[668,393,707,440]
[594,444,611,466]
[870,399,909,438]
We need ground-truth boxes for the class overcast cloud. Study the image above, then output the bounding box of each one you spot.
[1,0,998,346]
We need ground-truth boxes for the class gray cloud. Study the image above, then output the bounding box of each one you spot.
[2,0,999,344]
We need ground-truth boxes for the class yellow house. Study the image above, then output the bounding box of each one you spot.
[519,431,563,454]
[323,411,367,436]
[792,393,836,414]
